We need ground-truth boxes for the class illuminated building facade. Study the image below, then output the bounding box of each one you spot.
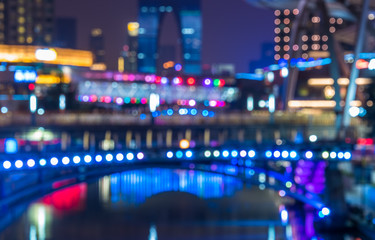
[273,8,346,61]
[0,0,54,45]
[90,28,106,71]
[121,22,139,73]
[138,0,202,74]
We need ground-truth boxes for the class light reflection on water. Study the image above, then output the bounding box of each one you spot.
[99,168,243,207]
[0,167,361,240]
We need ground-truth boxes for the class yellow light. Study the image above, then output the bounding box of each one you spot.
[0,45,93,67]
[118,57,124,73]
[308,78,372,86]
[36,75,61,84]
[350,100,362,107]
[288,100,336,108]
[90,63,107,71]
[127,22,139,37]
[179,139,190,149]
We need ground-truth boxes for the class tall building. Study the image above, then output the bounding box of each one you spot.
[121,22,139,73]
[138,0,202,74]
[90,28,106,71]
[55,18,77,49]
[0,0,54,45]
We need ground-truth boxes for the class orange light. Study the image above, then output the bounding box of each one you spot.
[179,139,190,149]
[356,59,369,69]
[187,77,195,85]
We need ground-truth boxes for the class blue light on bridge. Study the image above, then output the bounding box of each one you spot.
[116,153,124,161]
[213,150,220,157]
[330,152,337,159]
[322,207,330,216]
[73,156,81,164]
[344,152,351,160]
[338,152,344,159]
[62,157,70,165]
[84,155,92,163]
[186,150,193,158]
[166,151,174,159]
[281,151,289,159]
[15,160,23,169]
[240,150,247,157]
[265,151,272,158]
[137,152,145,160]
[222,150,230,158]
[106,154,114,162]
[273,150,281,158]
[204,150,211,158]
[248,150,256,158]
[305,151,313,159]
[27,159,35,168]
[176,151,183,159]
[96,155,103,162]
[3,161,11,169]
[39,159,47,166]
[202,110,209,117]
[231,150,238,158]
[167,109,173,116]
[126,153,135,161]
[50,157,58,166]
[290,151,297,159]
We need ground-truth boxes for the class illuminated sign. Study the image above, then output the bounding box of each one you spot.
[36,75,61,84]
[35,48,57,61]
[14,70,37,82]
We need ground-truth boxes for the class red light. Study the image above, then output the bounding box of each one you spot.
[356,59,369,69]
[187,77,195,85]
[219,79,225,87]
[155,76,161,84]
[131,98,137,104]
[28,83,35,91]
[173,77,183,85]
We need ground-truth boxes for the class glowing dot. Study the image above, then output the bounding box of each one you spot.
[248,150,256,158]
[282,151,289,158]
[3,161,11,169]
[126,153,134,161]
[286,181,292,188]
[204,150,211,158]
[62,157,70,165]
[73,156,80,164]
[50,157,58,166]
[179,139,190,149]
[213,150,220,157]
[322,151,329,159]
[137,152,144,160]
[305,151,313,159]
[222,150,229,158]
[39,159,46,166]
[106,154,113,162]
[27,159,35,167]
[240,150,247,157]
[186,150,193,158]
[167,151,174,158]
[330,152,337,159]
[116,153,124,161]
[95,155,103,162]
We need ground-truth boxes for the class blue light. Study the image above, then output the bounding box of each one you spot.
[175,63,182,71]
[140,114,146,120]
[209,111,215,117]
[106,154,113,162]
[27,159,35,168]
[167,109,174,116]
[305,151,313,159]
[337,152,344,159]
[5,138,18,154]
[248,150,256,158]
[222,150,229,158]
[202,110,209,117]
[14,70,37,82]
[265,151,272,158]
[231,150,238,158]
[191,109,197,116]
[137,152,145,160]
[321,207,330,216]
[344,152,351,160]
[73,156,81,164]
[318,211,325,218]
[116,153,124,161]
[176,151,183,158]
[245,160,252,167]
[273,150,281,158]
[50,157,58,166]
[84,155,92,163]
[39,159,47,166]
[62,157,70,165]
[290,151,297,159]
[126,152,134,161]
[95,155,103,162]
[3,160,11,169]
[166,151,174,158]
[1,107,8,114]
[186,150,193,158]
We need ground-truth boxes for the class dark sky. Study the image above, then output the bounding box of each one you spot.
[56,0,274,72]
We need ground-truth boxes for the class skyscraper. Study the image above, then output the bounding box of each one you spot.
[90,28,106,70]
[0,0,54,45]
[138,0,202,74]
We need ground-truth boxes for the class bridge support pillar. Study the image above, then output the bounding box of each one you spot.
[256,129,262,144]
[146,130,153,148]
[185,129,191,141]
[157,132,163,147]
[204,129,210,146]
[83,131,90,151]
[126,131,132,148]
[238,129,244,143]
[135,133,141,149]
[166,130,172,147]
[323,162,348,228]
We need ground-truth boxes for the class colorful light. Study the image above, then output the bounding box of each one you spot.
[187,77,195,85]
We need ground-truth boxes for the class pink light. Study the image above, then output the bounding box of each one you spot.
[104,96,112,103]
[115,98,124,105]
[141,98,147,104]
[122,74,128,81]
[114,74,122,81]
[155,76,161,84]
[128,74,135,81]
[90,95,98,102]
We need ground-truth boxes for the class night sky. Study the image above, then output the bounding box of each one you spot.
[56,0,274,72]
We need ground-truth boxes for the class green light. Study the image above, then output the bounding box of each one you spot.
[213,79,220,87]
[286,181,292,188]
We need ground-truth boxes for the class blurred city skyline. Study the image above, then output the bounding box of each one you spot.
[56,0,274,72]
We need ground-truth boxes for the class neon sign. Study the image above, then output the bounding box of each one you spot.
[14,70,37,82]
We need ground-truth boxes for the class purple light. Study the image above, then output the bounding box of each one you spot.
[204,78,212,86]
[175,63,182,71]
[115,98,124,105]
[82,95,89,102]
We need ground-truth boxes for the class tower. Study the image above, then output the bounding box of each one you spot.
[137,0,202,74]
